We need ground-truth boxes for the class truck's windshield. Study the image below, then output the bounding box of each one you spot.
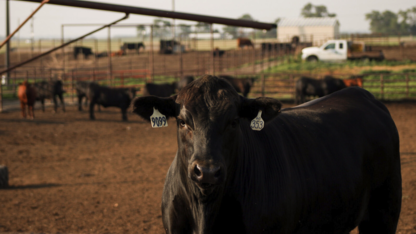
[324,43,335,50]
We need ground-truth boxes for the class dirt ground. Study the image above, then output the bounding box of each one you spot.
[0,102,416,234]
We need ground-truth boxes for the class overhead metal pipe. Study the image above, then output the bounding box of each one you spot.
[17,0,276,30]
[0,13,129,76]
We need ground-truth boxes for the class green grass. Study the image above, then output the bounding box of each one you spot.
[264,56,416,74]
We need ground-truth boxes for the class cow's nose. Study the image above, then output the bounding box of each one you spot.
[190,162,223,187]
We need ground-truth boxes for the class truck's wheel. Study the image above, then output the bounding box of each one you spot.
[307,56,318,62]
[0,165,8,188]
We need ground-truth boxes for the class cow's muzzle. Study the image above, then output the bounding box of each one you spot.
[189,161,224,189]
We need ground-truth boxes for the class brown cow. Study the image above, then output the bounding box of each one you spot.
[18,81,37,119]
[237,37,254,49]
[343,76,363,87]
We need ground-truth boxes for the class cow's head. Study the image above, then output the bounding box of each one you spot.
[131,75,281,195]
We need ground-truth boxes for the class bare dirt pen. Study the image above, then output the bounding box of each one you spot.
[0,103,416,233]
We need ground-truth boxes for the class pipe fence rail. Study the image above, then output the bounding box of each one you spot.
[2,68,415,103]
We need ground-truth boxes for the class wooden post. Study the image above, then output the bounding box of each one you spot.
[261,73,265,97]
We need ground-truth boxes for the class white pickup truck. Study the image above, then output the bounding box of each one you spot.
[301,39,384,62]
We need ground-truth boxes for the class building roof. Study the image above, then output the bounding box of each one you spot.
[278,18,339,27]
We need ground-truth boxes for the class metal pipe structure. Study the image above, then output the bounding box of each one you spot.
[0,0,49,49]
[0,13,129,76]
[17,0,276,30]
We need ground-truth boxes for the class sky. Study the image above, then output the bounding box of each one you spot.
[0,0,415,39]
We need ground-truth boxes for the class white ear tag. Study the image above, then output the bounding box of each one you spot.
[150,107,168,128]
[250,110,264,131]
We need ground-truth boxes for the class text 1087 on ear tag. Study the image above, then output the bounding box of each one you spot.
[250,110,264,131]
[150,107,168,128]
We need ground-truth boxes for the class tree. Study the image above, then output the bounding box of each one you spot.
[195,22,210,33]
[399,7,416,35]
[301,3,336,17]
[239,14,254,21]
[222,14,256,39]
[178,24,191,36]
[153,18,171,38]
[366,10,403,34]
[223,25,238,38]
[136,25,146,39]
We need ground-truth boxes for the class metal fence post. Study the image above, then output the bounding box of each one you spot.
[261,73,265,97]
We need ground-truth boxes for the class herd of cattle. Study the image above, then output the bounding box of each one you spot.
[17,74,362,120]
[16,74,402,233]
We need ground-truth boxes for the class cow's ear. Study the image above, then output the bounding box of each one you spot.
[238,96,282,124]
[130,95,178,121]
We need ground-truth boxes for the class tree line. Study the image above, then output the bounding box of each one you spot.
[136,3,416,39]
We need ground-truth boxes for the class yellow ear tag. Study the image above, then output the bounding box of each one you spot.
[150,107,168,128]
[250,110,264,131]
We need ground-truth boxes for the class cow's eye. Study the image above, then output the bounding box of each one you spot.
[178,119,186,128]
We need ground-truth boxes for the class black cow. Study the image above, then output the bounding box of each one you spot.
[33,80,65,112]
[219,75,255,97]
[177,76,195,92]
[261,42,274,52]
[75,81,101,111]
[160,40,180,54]
[213,49,225,57]
[89,86,136,121]
[295,76,346,104]
[73,46,93,59]
[131,75,401,234]
[122,42,145,53]
[142,82,177,97]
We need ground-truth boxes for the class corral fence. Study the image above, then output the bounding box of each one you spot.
[4,67,416,102]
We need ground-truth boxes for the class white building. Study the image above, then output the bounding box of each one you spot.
[277,18,340,46]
